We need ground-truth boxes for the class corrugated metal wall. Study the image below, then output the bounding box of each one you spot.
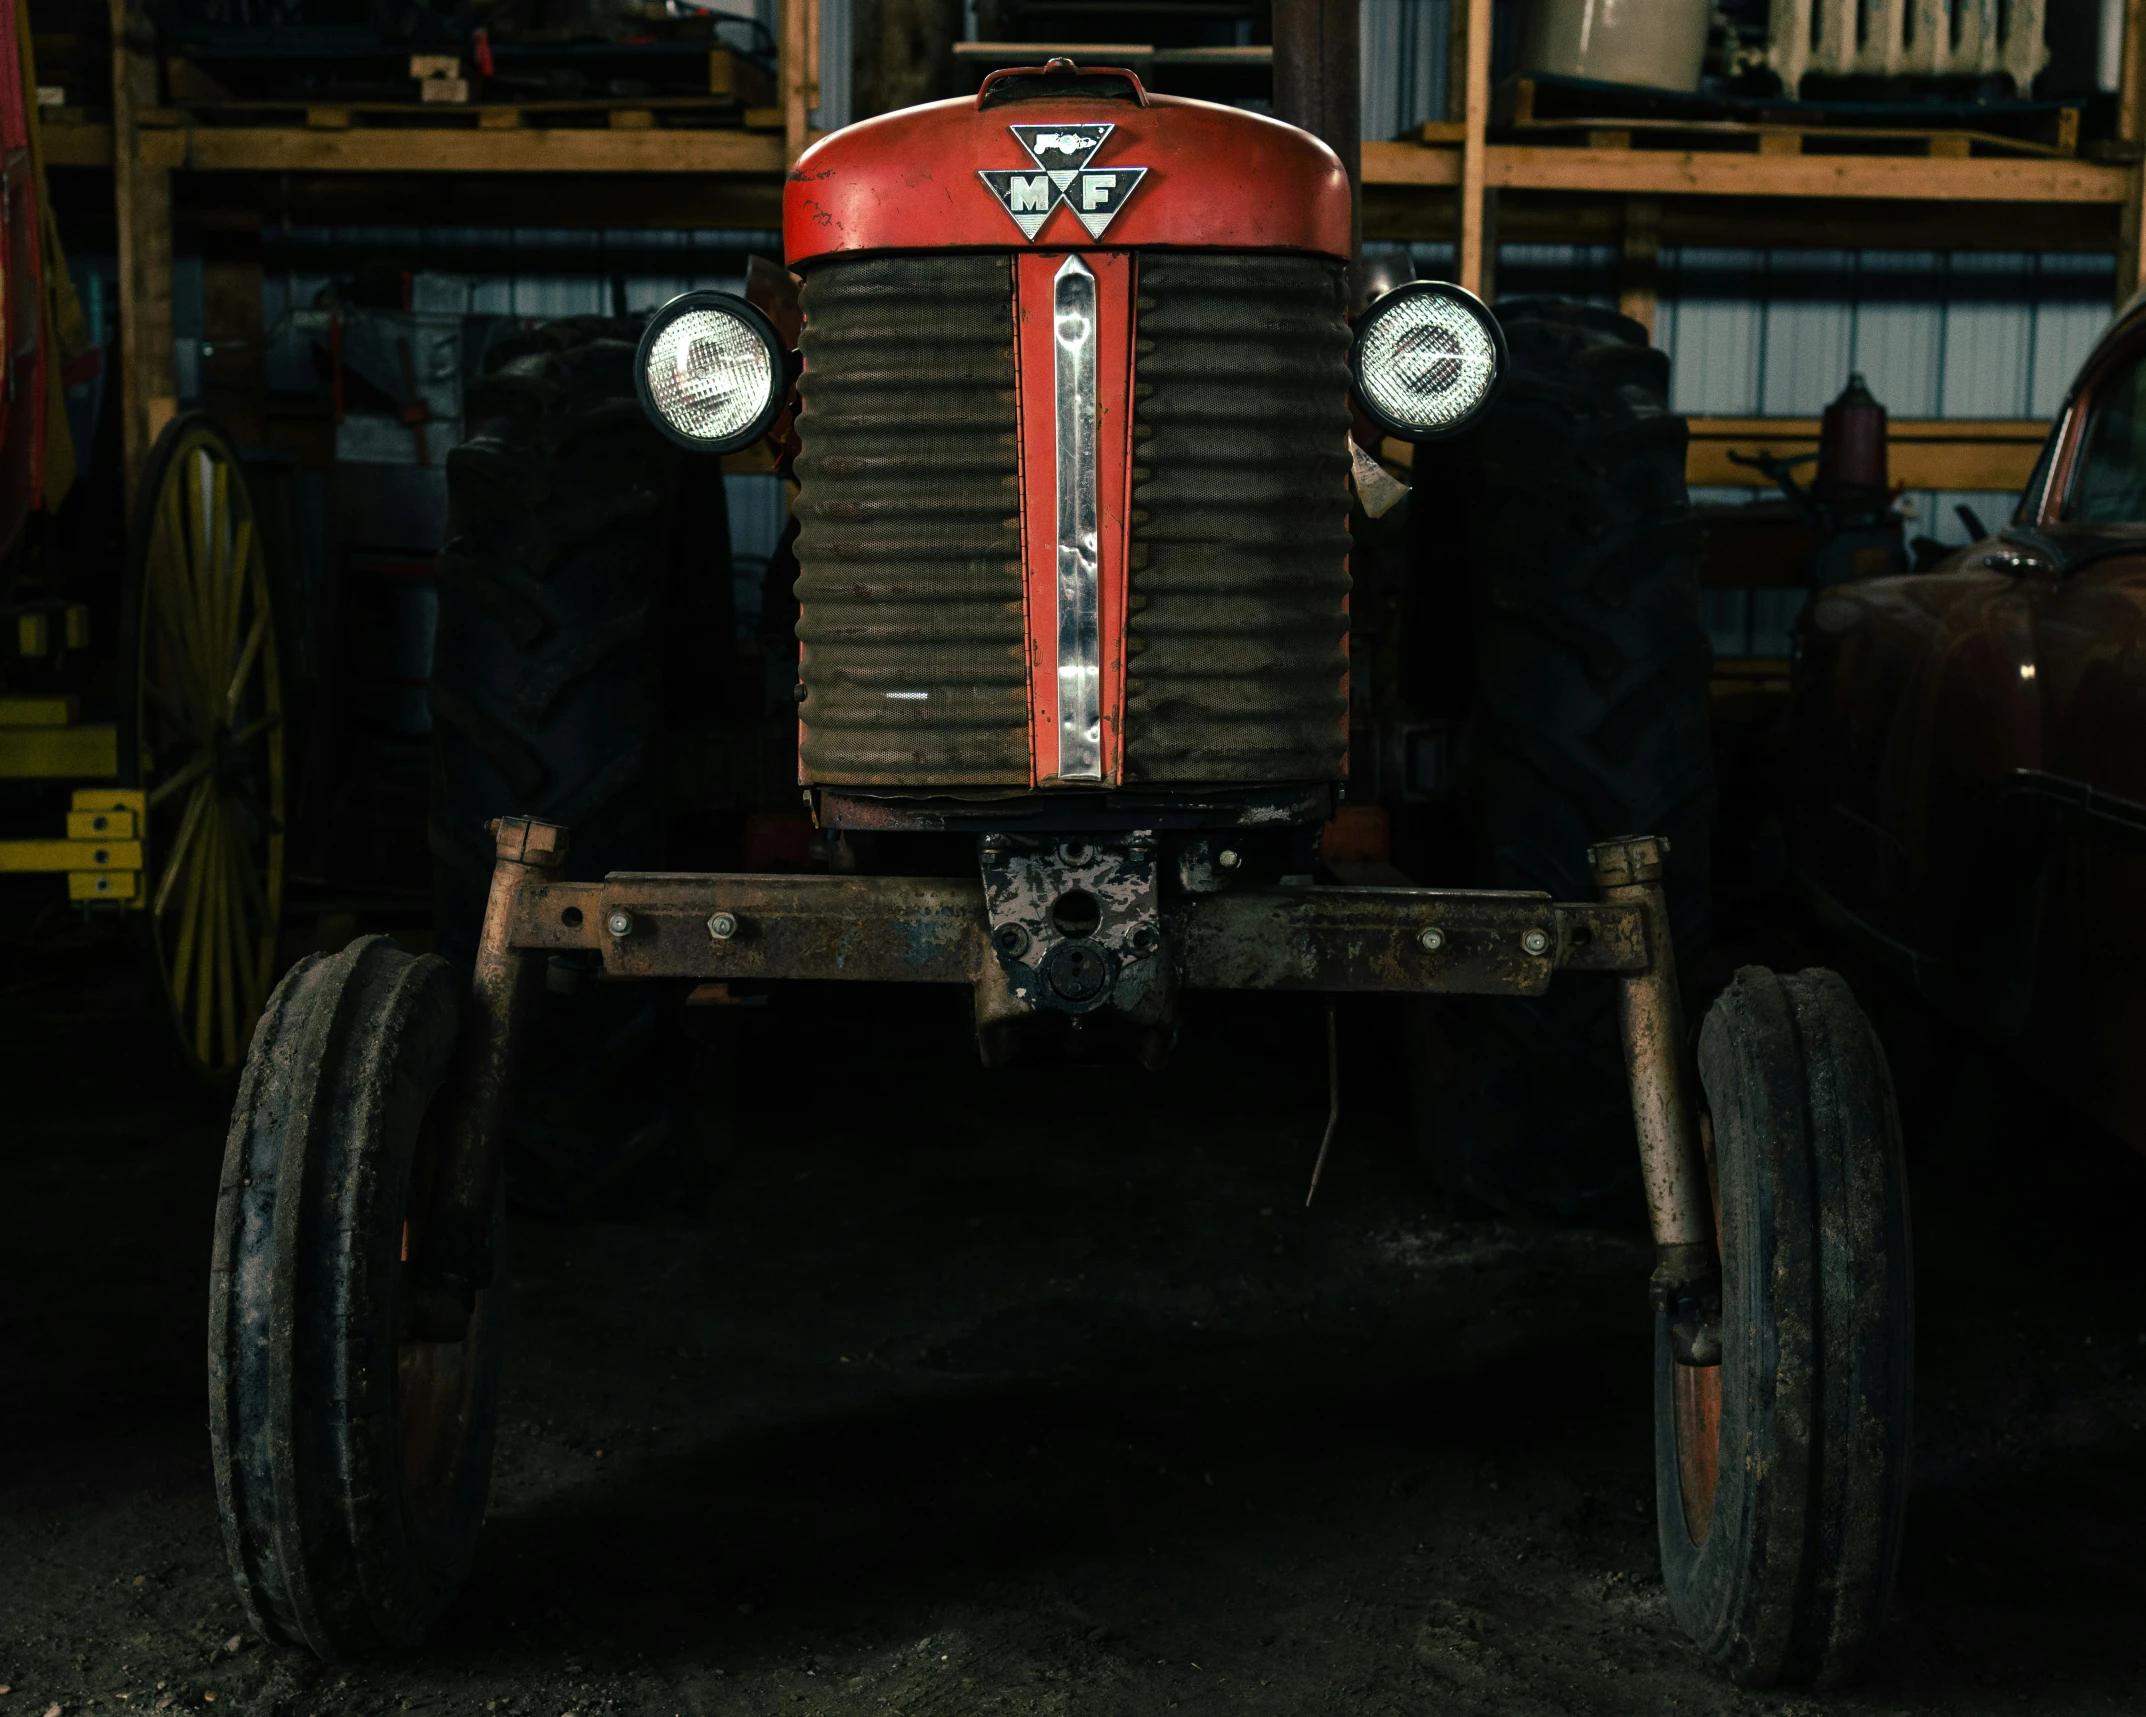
[1362,0,1449,139]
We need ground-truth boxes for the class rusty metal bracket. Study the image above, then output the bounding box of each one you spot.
[1591,835,1721,1367]
[980,831,1169,1015]
[1179,886,1645,994]
[415,815,569,1326]
[512,872,990,982]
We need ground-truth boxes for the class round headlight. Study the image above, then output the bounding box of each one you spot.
[1350,281,1505,443]
[635,291,788,454]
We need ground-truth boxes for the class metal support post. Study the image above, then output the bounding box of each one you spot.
[411,816,568,1333]
[1272,0,1361,283]
[782,0,812,166]
[1591,834,1721,1365]
[1456,0,1493,300]
[2122,0,2146,306]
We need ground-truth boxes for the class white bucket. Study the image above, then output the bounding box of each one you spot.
[1518,0,1713,93]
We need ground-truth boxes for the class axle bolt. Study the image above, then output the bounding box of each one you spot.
[1418,926,1445,952]
[994,923,1030,958]
[707,911,739,942]
[1522,928,1551,956]
[606,909,635,939]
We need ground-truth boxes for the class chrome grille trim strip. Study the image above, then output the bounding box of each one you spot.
[1052,252,1103,782]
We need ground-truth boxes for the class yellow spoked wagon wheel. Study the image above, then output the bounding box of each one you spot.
[119,415,286,1082]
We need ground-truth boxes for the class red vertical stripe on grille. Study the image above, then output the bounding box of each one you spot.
[1014,250,1135,787]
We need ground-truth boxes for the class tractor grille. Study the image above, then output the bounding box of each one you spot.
[790,249,1352,788]
[1124,254,1353,782]
[793,253,1029,784]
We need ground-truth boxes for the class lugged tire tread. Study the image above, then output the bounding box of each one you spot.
[1410,296,1714,1220]
[428,319,694,966]
[1658,965,1912,1687]
[211,937,495,1659]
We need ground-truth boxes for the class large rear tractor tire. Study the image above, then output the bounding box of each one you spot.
[1658,965,1913,1685]
[429,317,686,967]
[1408,297,1714,1221]
[210,936,502,1656]
[428,317,730,1214]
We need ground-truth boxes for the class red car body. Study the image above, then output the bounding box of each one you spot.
[1796,293,2146,1154]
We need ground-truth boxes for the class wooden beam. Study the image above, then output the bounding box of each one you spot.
[1684,416,2051,492]
[177,125,791,173]
[40,120,114,167]
[2121,0,2146,303]
[1619,195,1660,339]
[51,118,2125,207]
[1359,139,2132,204]
[2123,0,2145,143]
[1457,0,1491,297]
[1482,145,2129,202]
[1365,184,2122,250]
[1445,0,1466,127]
[782,0,810,166]
[1384,418,2052,492]
[108,0,175,505]
[38,115,794,173]
[1362,138,1459,187]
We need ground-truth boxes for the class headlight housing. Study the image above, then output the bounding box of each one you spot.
[635,290,790,454]
[1350,281,1505,443]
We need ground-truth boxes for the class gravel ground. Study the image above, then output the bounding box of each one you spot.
[3,939,2143,1717]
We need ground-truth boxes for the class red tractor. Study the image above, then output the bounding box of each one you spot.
[210,61,1913,1687]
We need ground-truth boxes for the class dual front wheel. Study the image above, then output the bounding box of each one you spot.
[210,954,1910,1677]
[210,937,500,1654]
[1657,965,1914,1686]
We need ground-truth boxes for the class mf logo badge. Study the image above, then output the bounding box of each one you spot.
[979,124,1149,241]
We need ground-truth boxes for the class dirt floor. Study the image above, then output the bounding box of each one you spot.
[4,923,2145,1717]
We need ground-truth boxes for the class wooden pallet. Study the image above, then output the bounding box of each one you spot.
[162,96,778,134]
[1481,114,2077,161]
[163,44,775,118]
[1493,74,2083,159]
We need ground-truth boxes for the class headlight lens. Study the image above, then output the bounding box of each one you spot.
[635,291,787,453]
[1350,281,1505,442]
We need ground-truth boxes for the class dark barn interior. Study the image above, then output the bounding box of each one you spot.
[6,0,2146,1712]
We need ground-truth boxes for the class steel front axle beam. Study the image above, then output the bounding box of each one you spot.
[501,867,1652,995]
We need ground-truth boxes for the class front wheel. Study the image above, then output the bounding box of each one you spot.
[1657,965,1913,1686]
[209,936,502,1656]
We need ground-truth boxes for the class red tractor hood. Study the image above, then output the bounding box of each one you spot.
[783,68,1352,264]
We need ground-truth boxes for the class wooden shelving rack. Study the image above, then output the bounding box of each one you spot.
[1359,0,2146,494]
[1413,0,2146,307]
[70,0,822,501]
[48,0,2146,504]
